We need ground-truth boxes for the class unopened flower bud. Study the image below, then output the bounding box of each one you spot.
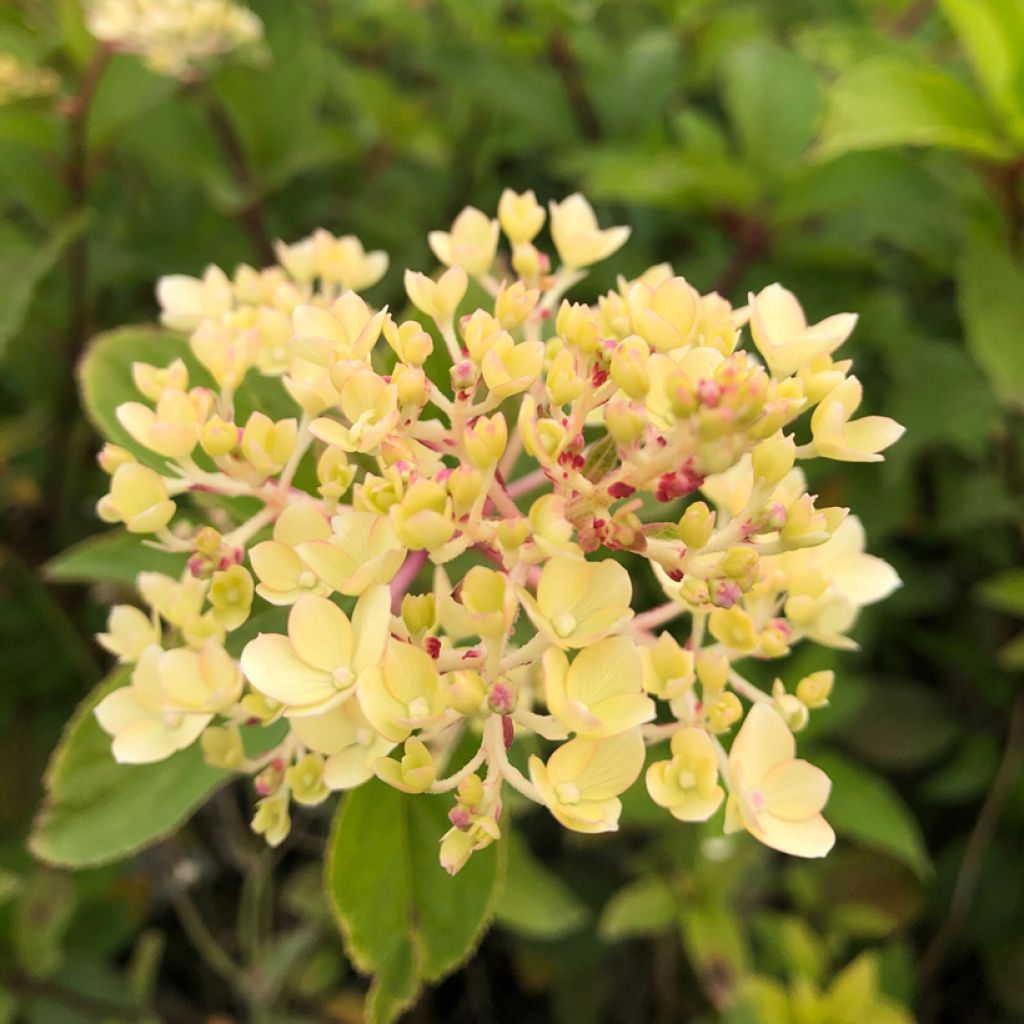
[610,336,650,399]
[796,670,834,709]
[446,669,488,716]
[677,502,715,549]
[97,443,135,475]
[464,414,508,469]
[200,415,238,458]
[201,724,244,770]
[402,593,436,636]
[696,649,729,697]
[752,433,796,488]
[606,399,645,444]
[488,679,518,715]
[375,738,436,794]
[448,466,484,515]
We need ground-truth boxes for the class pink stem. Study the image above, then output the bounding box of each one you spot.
[506,467,549,499]
[390,550,430,613]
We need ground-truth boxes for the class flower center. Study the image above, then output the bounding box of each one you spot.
[552,611,577,638]
[555,782,581,805]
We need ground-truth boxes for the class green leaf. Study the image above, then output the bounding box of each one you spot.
[976,569,1024,617]
[30,669,270,868]
[0,212,88,360]
[365,938,423,1024]
[814,753,931,878]
[721,42,824,176]
[817,56,1009,161]
[494,831,589,940]
[598,876,676,942]
[939,0,1024,139]
[14,870,76,978]
[45,530,188,587]
[325,781,505,1021]
[957,236,1024,409]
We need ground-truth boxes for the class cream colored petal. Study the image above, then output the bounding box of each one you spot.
[760,758,831,820]
[542,647,571,722]
[843,416,905,456]
[568,636,641,706]
[288,702,355,755]
[575,729,646,799]
[250,541,303,591]
[835,553,901,606]
[274,503,331,546]
[323,746,377,790]
[728,702,794,789]
[240,634,336,707]
[351,585,392,675]
[357,666,410,743]
[288,596,353,672]
[570,560,632,622]
[111,718,180,764]
[95,687,148,736]
[537,556,590,616]
[587,693,657,736]
[756,811,836,858]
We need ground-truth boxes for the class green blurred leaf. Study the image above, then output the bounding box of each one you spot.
[325,781,505,1021]
[815,753,931,878]
[598,876,676,941]
[958,235,1024,409]
[817,56,1010,160]
[45,530,187,587]
[976,568,1024,616]
[495,831,589,940]
[939,0,1024,139]
[0,213,88,360]
[721,41,823,175]
[14,870,76,978]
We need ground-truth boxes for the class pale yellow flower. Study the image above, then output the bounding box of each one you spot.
[646,727,724,821]
[481,335,546,399]
[117,388,206,460]
[772,515,900,649]
[95,639,240,763]
[98,605,161,662]
[429,207,500,278]
[96,464,176,533]
[549,194,630,268]
[240,587,390,716]
[404,266,468,325]
[296,510,406,596]
[724,703,834,857]
[542,638,655,738]
[241,412,298,477]
[810,376,905,462]
[498,189,545,244]
[156,265,233,331]
[357,638,448,742]
[250,504,332,605]
[628,276,701,352]
[747,284,857,377]
[310,370,398,454]
[518,556,633,648]
[529,728,645,833]
[311,230,388,291]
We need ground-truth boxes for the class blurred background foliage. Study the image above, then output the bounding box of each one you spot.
[1,0,1023,1021]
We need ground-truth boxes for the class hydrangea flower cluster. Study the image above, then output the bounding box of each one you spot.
[92,191,903,872]
[85,0,262,78]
